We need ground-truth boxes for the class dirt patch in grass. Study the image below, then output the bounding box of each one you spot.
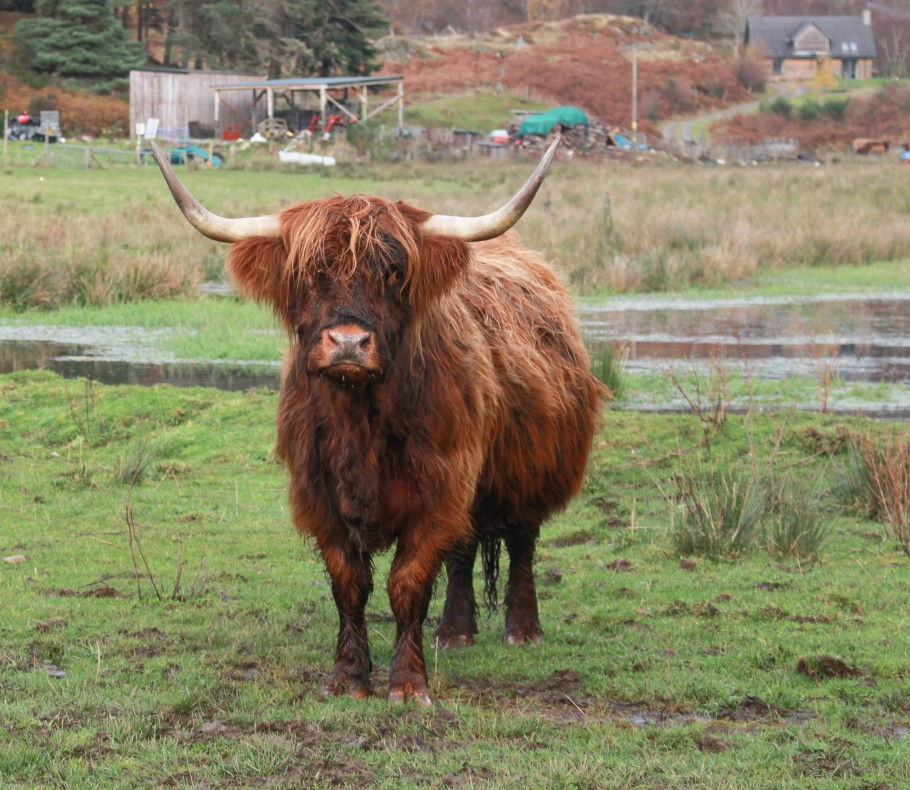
[605,557,634,572]
[717,696,815,725]
[542,530,596,547]
[796,656,863,681]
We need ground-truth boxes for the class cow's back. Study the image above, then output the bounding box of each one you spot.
[460,235,603,525]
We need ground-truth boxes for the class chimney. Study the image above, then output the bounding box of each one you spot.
[863,8,871,26]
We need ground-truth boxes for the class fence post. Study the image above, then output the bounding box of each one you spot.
[85,146,91,170]
[3,110,7,161]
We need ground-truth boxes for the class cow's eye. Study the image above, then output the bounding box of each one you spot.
[385,266,401,289]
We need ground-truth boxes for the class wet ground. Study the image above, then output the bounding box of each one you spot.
[3,292,910,414]
[580,292,910,385]
[0,326,280,391]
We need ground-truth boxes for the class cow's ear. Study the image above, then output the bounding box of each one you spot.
[227,236,291,317]
[408,234,471,311]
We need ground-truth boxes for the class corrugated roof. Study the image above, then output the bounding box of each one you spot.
[745,16,876,60]
[212,75,403,91]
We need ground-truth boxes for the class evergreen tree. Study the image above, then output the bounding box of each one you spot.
[279,0,388,77]
[13,0,146,84]
[164,0,272,70]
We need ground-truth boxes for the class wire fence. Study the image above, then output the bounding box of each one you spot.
[2,140,144,169]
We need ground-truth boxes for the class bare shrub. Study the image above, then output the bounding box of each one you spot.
[664,78,696,114]
[665,354,731,453]
[852,434,910,556]
[735,57,767,93]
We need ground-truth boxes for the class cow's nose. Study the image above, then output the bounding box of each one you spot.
[327,328,373,357]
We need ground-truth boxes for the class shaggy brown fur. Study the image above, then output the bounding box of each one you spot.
[227,194,603,704]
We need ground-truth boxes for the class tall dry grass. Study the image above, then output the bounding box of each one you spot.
[500,159,910,292]
[0,196,207,310]
[5,157,910,309]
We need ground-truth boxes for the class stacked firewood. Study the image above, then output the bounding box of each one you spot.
[515,119,639,154]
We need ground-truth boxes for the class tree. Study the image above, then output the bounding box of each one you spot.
[13,0,146,84]
[163,0,276,70]
[278,0,388,77]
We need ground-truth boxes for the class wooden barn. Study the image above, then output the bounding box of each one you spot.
[745,12,876,82]
[129,68,266,141]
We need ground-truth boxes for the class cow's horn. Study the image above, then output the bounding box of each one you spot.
[421,132,561,242]
[148,139,281,243]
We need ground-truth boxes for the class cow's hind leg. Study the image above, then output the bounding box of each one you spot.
[433,536,479,648]
[503,525,543,645]
[321,542,374,698]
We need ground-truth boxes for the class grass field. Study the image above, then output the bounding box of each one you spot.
[2,371,910,788]
[6,147,910,309]
[3,149,910,787]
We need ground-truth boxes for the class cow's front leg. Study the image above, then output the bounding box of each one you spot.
[321,542,374,698]
[386,529,449,705]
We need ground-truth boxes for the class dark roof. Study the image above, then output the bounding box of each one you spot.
[745,15,876,60]
[212,75,403,91]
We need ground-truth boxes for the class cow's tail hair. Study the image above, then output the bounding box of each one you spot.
[480,534,501,612]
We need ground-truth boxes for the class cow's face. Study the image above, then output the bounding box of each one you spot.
[228,196,471,388]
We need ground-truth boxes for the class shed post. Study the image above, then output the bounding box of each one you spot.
[397,81,404,129]
[320,86,327,131]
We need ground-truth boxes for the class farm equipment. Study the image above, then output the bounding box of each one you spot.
[307,113,352,135]
[169,146,225,166]
[6,114,58,143]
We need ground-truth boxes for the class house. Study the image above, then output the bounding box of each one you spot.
[744,11,876,82]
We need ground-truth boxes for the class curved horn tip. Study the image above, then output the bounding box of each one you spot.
[420,131,561,242]
[148,138,281,243]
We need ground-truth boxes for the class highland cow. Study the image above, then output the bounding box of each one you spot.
[150,136,602,705]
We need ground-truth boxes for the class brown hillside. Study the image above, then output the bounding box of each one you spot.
[713,84,910,152]
[381,15,748,140]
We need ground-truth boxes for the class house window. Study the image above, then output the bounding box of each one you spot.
[773,59,783,75]
[842,58,858,79]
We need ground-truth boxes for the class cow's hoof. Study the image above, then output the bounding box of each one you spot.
[388,683,432,706]
[323,669,373,699]
[432,629,475,649]
[504,626,543,646]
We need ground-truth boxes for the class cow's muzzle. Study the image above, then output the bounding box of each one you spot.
[315,323,383,387]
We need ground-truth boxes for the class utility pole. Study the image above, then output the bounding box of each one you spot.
[631,44,638,149]
[621,43,652,150]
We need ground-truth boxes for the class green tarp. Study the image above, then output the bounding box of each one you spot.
[518,106,589,136]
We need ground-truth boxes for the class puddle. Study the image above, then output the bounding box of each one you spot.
[2,293,910,410]
[0,330,279,392]
[581,292,910,384]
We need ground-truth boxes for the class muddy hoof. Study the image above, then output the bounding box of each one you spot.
[433,630,475,649]
[323,669,373,699]
[388,684,432,706]
[504,626,543,646]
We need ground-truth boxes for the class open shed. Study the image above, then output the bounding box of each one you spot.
[212,75,405,137]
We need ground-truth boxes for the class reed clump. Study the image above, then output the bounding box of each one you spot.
[846,433,910,556]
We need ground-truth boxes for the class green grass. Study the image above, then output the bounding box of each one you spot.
[402,89,548,132]
[2,371,910,787]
